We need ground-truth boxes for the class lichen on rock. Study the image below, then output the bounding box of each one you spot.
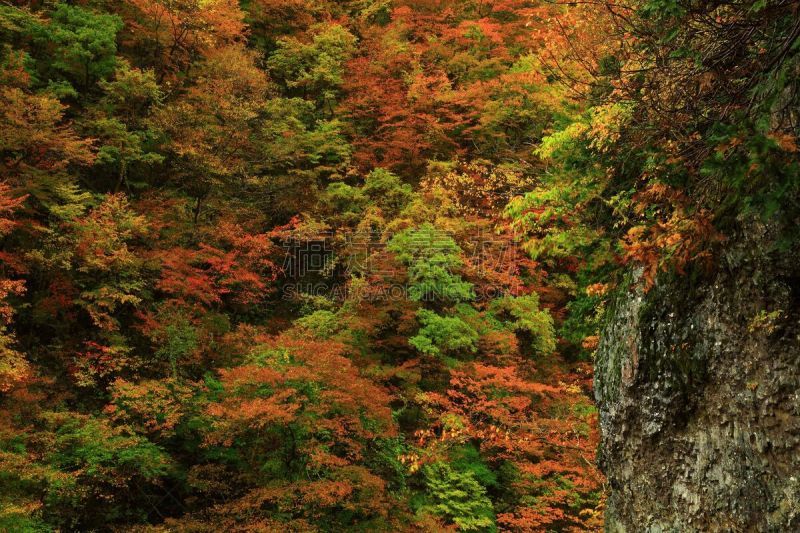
[595,219,800,531]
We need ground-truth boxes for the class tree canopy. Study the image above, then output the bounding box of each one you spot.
[1,0,796,530]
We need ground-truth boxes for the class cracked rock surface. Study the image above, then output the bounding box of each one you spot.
[595,220,800,531]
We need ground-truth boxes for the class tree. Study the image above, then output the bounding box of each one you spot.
[119,0,247,80]
[0,1,621,530]
[267,22,357,112]
[387,224,474,305]
[31,4,123,90]
[0,183,29,392]
[0,85,94,194]
[89,61,164,192]
[195,334,400,529]
[409,309,479,359]
[420,462,496,532]
[488,294,555,356]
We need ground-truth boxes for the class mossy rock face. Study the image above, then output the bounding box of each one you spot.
[595,219,800,532]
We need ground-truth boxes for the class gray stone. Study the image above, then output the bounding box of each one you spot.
[595,219,800,531]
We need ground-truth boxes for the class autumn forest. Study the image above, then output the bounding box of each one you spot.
[0,0,797,531]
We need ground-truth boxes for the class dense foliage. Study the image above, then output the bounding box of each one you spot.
[0,0,796,531]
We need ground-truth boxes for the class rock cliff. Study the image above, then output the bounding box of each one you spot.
[595,220,800,531]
